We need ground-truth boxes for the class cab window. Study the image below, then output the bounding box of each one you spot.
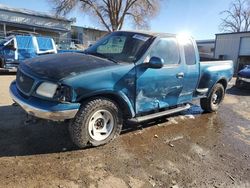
[183,40,196,65]
[150,38,180,65]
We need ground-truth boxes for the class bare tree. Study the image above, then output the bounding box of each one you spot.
[49,0,161,31]
[220,0,250,32]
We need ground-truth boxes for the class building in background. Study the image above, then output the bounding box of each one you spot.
[0,4,108,50]
[0,4,72,44]
[71,26,108,49]
[214,32,250,72]
[196,39,215,60]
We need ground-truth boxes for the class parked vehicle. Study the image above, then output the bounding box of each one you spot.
[0,33,57,71]
[235,65,250,89]
[9,31,234,148]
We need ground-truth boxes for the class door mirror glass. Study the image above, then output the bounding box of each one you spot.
[147,56,164,69]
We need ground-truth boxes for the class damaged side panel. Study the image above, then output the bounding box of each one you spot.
[135,65,184,114]
[63,64,137,117]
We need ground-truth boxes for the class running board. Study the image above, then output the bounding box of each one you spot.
[130,104,191,123]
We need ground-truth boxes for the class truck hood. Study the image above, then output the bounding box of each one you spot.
[238,66,250,78]
[21,52,116,80]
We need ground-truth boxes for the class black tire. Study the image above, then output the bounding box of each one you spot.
[69,98,123,148]
[200,83,225,113]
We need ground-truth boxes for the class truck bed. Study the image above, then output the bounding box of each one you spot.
[200,60,234,73]
[196,60,234,96]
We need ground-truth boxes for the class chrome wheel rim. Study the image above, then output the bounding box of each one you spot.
[212,93,218,104]
[88,109,114,141]
[212,89,223,105]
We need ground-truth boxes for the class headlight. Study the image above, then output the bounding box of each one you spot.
[36,82,58,98]
[54,85,73,102]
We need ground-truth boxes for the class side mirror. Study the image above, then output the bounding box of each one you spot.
[147,56,164,69]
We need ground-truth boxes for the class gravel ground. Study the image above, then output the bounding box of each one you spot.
[0,75,249,188]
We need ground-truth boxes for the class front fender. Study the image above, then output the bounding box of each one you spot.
[76,89,135,118]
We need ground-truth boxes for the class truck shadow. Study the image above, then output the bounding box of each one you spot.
[226,86,250,96]
[0,105,78,157]
[0,72,16,76]
[0,104,203,157]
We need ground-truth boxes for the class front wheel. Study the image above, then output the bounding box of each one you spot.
[200,83,225,112]
[69,98,123,148]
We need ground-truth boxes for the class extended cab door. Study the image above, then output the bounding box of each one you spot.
[135,37,184,114]
[178,38,200,103]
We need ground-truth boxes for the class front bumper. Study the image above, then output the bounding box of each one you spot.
[9,81,80,121]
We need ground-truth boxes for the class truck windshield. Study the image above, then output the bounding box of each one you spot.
[84,32,153,63]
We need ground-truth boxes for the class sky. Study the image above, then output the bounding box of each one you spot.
[0,0,232,40]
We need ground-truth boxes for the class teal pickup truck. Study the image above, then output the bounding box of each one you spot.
[9,31,234,148]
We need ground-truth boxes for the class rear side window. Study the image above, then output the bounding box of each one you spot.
[150,38,180,65]
[184,40,196,65]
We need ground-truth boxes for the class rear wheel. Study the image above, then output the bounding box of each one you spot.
[69,98,123,148]
[200,83,225,112]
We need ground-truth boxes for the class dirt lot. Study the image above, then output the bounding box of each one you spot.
[0,75,249,188]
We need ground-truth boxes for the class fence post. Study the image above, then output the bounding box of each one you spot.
[3,23,6,36]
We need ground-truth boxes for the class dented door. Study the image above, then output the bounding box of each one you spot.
[135,37,184,114]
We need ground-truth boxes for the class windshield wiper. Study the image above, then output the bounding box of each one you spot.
[84,51,119,64]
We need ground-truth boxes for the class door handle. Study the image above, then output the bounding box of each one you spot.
[176,72,184,79]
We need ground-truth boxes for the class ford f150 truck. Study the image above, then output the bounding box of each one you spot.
[9,31,234,148]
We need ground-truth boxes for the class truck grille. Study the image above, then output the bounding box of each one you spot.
[16,70,34,94]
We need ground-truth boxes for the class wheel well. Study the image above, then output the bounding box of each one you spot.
[217,79,228,90]
[79,94,133,118]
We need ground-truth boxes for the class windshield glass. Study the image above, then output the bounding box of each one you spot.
[84,32,153,63]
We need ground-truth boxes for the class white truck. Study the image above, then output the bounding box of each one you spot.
[0,32,57,72]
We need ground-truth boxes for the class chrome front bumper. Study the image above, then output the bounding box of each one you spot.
[9,81,80,121]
